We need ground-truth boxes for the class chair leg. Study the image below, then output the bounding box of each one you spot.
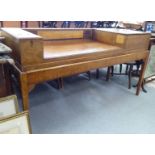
[111,66,114,76]
[60,78,64,89]
[125,64,129,75]
[96,69,99,79]
[57,78,61,89]
[119,64,122,74]
[87,71,91,80]
[128,64,133,89]
[136,64,140,74]
[57,78,64,89]
[106,66,113,81]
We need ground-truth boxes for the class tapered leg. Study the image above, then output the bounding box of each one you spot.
[87,71,91,80]
[60,78,64,89]
[136,55,149,95]
[111,66,114,76]
[119,64,122,74]
[96,69,100,79]
[125,64,129,75]
[57,78,62,89]
[128,64,133,89]
[20,73,29,110]
[106,67,111,81]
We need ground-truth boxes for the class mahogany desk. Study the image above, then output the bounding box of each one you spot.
[1,28,151,110]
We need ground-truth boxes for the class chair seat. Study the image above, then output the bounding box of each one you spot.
[124,60,143,65]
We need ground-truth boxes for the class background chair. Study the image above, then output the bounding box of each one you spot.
[105,22,146,91]
[74,21,88,28]
[61,21,71,28]
[90,21,118,28]
[41,21,57,28]
[106,60,146,92]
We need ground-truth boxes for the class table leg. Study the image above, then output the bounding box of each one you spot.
[136,55,149,95]
[20,73,29,110]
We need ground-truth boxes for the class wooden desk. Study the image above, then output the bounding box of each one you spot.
[1,28,151,110]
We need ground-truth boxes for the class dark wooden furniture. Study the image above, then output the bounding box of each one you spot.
[0,43,13,98]
[1,28,150,110]
[0,63,10,97]
[106,60,145,90]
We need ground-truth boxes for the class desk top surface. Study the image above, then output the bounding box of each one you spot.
[44,39,121,59]
[97,28,150,35]
[1,28,41,40]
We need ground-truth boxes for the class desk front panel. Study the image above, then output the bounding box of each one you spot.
[25,50,148,85]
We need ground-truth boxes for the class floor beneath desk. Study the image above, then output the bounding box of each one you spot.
[16,68,155,134]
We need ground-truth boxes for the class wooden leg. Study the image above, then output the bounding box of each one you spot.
[136,55,149,95]
[20,73,29,110]
[125,64,129,75]
[106,66,111,81]
[136,63,140,75]
[96,69,100,79]
[87,71,91,80]
[48,78,64,89]
[111,66,114,76]
[119,64,122,74]
[60,78,64,89]
[57,78,62,89]
[128,64,133,89]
